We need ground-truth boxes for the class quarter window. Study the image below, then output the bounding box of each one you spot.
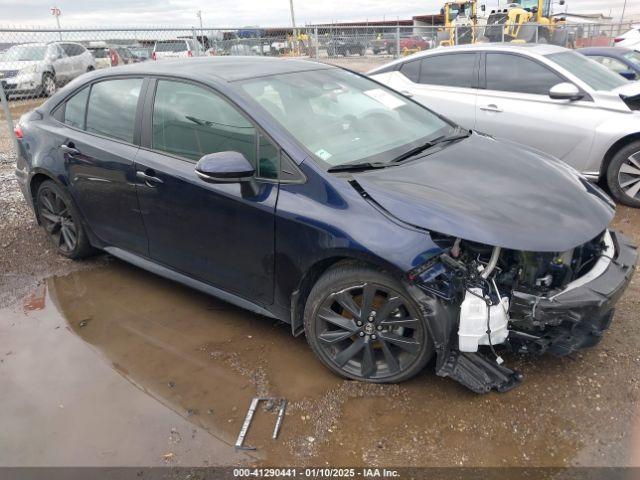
[63,87,89,129]
[151,80,256,163]
[418,54,478,88]
[486,53,563,95]
[258,133,279,180]
[400,60,420,83]
[85,78,143,143]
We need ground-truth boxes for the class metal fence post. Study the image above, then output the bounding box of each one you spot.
[535,24,539,43]
[191,28,200,55]
[396,26,400,58]
[501,24,505,43]
[0,83,19,165]
[314,26,319,60]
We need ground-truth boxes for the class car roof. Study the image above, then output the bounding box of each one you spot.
[87,56,336,82]
[368,42,569,74]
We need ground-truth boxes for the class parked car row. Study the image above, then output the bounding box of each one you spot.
[13,54,637,393]
[369,43,640,207]
[0,42,95,98]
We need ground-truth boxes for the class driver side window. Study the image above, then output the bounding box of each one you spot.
[485,53,564,95]
[152,80,256,163]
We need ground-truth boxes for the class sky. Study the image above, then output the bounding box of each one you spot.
[1,0,639,28]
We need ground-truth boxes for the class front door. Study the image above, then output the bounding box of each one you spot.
[474,52,599,172]
[135,79,277,305]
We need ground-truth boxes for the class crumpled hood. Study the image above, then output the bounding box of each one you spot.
[354,133,615,252]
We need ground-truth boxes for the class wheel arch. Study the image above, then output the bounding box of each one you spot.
[599,132,640,182]
[29,171,60,224]
[289,251,405,337]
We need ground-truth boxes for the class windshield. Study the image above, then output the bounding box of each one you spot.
[624,51,640,69]
[547,51,629,91]
[155,41,187,52]
[239,69,452,168]
[3,45,47,62]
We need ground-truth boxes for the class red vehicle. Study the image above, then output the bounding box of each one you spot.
[399,36,428,52]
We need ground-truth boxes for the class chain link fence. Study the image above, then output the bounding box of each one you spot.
[0,21,637,164]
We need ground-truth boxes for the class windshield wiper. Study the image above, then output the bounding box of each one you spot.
[327,162,390,173]
[392,128,471,164]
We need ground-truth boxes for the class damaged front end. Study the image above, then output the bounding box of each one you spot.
[406,230,637,394]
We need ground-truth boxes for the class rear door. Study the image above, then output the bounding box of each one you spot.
[51,44,73,82]
[384,52,480,129]
[474,52,599,171]
[134,78,277,304]
[50,77,149,254]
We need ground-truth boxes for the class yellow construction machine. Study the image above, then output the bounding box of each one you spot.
[485,0,567,45]
[438,1,479,47]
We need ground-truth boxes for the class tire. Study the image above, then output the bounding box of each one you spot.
[304,263,434,383]
[36,180,95,259]
[606,140,640,208]
[41,73,56,97]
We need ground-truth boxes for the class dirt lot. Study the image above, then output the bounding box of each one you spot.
[1,88,640,468]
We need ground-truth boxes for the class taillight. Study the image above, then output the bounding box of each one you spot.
[110,50,118,66]
[614,37,623,43]
[152,51,157,60]
[187,50,193,57]
[14,125,23,139]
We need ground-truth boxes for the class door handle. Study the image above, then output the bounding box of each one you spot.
[136,170,164,186]
[59,143,80,156]
[480,104,503,113]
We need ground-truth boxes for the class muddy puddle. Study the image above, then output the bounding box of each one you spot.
[1,258,639,467]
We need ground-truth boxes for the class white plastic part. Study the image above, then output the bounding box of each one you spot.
[458,288,510,353]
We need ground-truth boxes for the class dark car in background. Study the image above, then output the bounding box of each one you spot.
[13,57,636,393]
[326,36,367,56]
[578,46,640,80]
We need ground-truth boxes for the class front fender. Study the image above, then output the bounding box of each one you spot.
[589,112,640,175]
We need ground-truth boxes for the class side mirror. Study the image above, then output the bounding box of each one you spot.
[481,4,486,11]
[620,70,638,81]
[549,82,583,101]
[195,151,255,182]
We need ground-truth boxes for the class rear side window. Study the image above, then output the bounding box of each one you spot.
[86,78,143,143]
[418,53,478,88]
[486,53,563,95]
[63,87,89,129]
[399,60,420,83]
[155,41,187,52]
[151,80,255,162]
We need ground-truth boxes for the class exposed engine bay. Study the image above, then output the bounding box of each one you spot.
[406,229,636,394]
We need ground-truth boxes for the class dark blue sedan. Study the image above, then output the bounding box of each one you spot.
[578,46,640,80]
[13,57,636,393]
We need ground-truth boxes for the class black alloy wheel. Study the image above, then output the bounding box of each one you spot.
[305,265,433,383]
[36,180,94,258]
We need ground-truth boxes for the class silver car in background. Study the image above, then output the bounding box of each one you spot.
[369,44,640,207]
[0,42,95,98]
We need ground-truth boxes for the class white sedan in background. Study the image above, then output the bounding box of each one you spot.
[615,26,640,51]
[369,43,640,207]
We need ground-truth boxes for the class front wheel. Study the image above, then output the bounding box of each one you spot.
[41,74,56,97]
[304,264,433,383]
[606,140,640,208]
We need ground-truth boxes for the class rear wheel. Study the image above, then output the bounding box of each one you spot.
[606,140,640,208]
[304,264,433,383]
[36,180,95,259]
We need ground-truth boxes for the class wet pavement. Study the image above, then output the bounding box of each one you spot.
[1,203,639,467]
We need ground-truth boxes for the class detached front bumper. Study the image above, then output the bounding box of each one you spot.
[508,230,637,356]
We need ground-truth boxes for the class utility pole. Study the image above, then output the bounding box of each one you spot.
[196,10,203,53]
[621,0,628,22]
[51,6,62,41]
[289,0,296,29]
